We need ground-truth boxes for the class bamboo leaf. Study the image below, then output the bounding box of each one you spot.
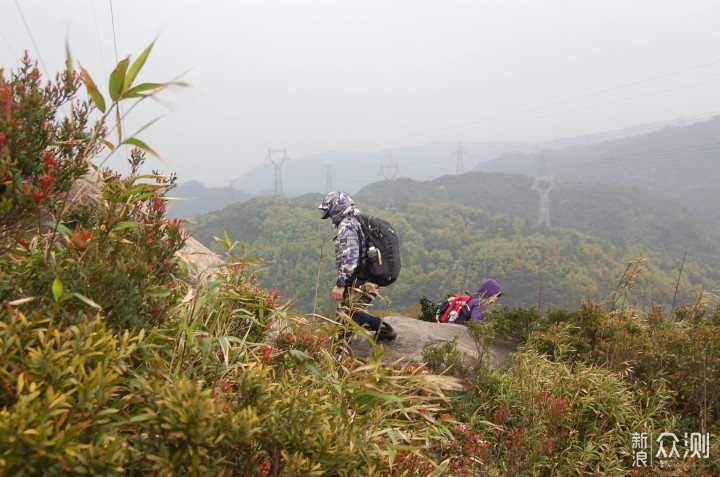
[121,137,159,158]
[43,220,72,237]
[129,116,164,138]
[52,278,63,302]
[304,359,323,378]
[124,82,165,98]
[429,458,450,477]
[79,66,98,91]
[8,297,37,306]
[128,412,156,423]
[64,41,74,91]
[79,66,107,113]
[112,221,144,232]
[290,349,310,363]
[109,58,129,101]
[218,336,231,366]
[72,293,102,310]
[124,41,155,92]
[145,288,171,298]
[88,89,106,113]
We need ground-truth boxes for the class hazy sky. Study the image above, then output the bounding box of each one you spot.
[2,0,720,187]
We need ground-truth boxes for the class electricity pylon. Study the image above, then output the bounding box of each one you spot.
[378,150,400,181]
[322,165,335,193]
[265,148,290,196]
[531,151,554,226]
[378,150,401,207]
[225,180,236,205]
[453,141,465,175]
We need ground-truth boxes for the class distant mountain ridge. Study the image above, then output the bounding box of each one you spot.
[167,180,252,219]
[168,140,516,218]
[228,140,516,196]
[355,171,720,268]
[476,115,720,231]
[188,171,720,314]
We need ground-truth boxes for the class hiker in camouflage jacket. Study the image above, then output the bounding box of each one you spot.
[319,191,396,342]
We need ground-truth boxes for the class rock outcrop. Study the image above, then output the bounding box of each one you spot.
[349,316,518,369]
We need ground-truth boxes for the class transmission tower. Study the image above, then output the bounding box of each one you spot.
[453,141,465,175]
[265,148,290,196]
[531,151,554,226]
[322,165,335,193]
[378,150,401,181]
[378,150,401,207]
[225,180,236,205]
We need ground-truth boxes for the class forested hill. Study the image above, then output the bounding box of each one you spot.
[474,115,720,231]
[187,176,720,315]
[355,171,720,268]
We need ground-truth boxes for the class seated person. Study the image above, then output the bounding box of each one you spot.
[456,278,502,324]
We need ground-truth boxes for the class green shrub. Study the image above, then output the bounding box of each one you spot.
[468,349,672,476]
[418,295,438,322]
[0,308,141,474]
[422,337,470,379]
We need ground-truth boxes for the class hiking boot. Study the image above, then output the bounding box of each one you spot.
[376,322,397,341]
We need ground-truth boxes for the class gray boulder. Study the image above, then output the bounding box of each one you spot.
[349,316,518,369]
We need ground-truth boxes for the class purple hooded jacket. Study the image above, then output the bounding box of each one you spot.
[458,279,502,324]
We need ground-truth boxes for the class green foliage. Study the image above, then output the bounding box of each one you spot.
[188,196,720,317]
[0,53,89,231]
[469,350,661,476]
[465,320,495,366]
[417,295,438,322]
[0,309,140,474]
[0,51,466,476]
[422,338,470,379]
[485,305,540,342]
[5,46,720,476]
[527,301,720,443]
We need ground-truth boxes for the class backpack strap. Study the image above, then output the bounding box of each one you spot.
[348,213,368,282]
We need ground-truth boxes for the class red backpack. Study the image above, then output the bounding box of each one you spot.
[435,294,471,323]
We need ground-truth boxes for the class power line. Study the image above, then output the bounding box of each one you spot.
[502,142,720,176]
[12,0,50,78]
[108,0,120,64]
[461,111,720,163]
[90,0,108,78]
[436,76,720,146]
[387,58,720,145]
[0,27,17,56]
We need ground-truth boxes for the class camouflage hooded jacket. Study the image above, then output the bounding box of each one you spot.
[319,191,365,287]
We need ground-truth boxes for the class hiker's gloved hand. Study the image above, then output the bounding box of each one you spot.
[332,285,345,301]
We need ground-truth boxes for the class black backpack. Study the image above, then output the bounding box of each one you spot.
[355,213,401,286]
